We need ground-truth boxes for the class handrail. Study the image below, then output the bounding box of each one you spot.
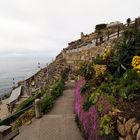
[0,104,33,125]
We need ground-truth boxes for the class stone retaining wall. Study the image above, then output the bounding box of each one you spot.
[117,117,140,140]
[63,39,117,66]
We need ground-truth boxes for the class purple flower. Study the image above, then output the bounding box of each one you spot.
[74,80,105,140]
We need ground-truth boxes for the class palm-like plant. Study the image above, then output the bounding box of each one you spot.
[108,28,140,75]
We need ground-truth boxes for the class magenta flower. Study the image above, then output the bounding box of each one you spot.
[74,80,105,140]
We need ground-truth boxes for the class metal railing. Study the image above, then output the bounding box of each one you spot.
[0,104,33,126]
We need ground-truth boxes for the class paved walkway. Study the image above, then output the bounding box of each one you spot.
[14,81,84,140]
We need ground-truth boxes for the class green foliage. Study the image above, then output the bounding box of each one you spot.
[80,83,90,95]
[105,95,116,105]
[51,79,65,99]
[40,95,54,113]
[95,24,107,31]
[94,55,104,64]
[82,101,92,111]
[92,55,104,65]
[100,114,114,136]
[42,68,68,109]
[109,28,140,75]
[89,92,100,105]
[61,68,69,81]
[16,96,36,112]
[78,62,95,80]
[119,70,140,100]
[97,70,140,100]
[97,104,104,113]
[97,83,112,95]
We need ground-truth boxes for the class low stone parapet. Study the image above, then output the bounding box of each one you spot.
[0,125,19,140]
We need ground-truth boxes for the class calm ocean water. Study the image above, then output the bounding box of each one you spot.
[0,57,51,97]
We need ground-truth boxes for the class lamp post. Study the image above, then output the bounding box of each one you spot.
[12,78,15,89]
[38,62,41,69]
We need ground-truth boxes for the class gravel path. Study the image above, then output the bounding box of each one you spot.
[14,81,84,140]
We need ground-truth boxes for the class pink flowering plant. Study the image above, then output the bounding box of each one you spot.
[74,80,105,140]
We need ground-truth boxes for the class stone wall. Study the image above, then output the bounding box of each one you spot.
[117,117,140,140]
[63,39,117,66]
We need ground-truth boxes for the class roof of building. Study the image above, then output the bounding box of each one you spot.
[8,86,22,105]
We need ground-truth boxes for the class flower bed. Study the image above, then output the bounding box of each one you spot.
[74,80,105,140]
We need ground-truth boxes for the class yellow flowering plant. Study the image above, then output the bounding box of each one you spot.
[102,48,111,60]
[131,56,140,73]
[93,64,107,77]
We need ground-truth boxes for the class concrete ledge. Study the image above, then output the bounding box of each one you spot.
[0,125,19,140]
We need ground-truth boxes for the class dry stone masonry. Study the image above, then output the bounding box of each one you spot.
[117,117,140,140]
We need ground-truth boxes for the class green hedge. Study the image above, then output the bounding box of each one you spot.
[40,95,54,113]
[51,79,65,99]
[16,96,36,112]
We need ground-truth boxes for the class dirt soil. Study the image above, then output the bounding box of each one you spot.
[117,98,140,122]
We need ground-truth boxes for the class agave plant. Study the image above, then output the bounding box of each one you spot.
[108,28,140,75]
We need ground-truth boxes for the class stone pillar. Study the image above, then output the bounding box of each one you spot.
[35,99,42,119]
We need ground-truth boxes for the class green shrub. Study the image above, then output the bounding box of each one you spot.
[61,68,69,81]
[108,28,140,75]
[40,95,54,113]
[100,114,114,136]
[89,92,100,105]
[83,101,92,111]
[51,79,65,99]
[98,83,112,95]
[81,83,90,95]
[78,62,95,80]
[119,70,140,100]
[97,104,104,113]
[92,55,104,65]
[16,96,36,112]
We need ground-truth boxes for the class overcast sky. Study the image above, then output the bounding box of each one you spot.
[0,0,139,59]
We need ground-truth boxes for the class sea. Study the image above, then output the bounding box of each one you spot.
[0,56,51,97]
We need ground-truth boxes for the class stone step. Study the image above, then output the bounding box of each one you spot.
[45,114,75,119]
